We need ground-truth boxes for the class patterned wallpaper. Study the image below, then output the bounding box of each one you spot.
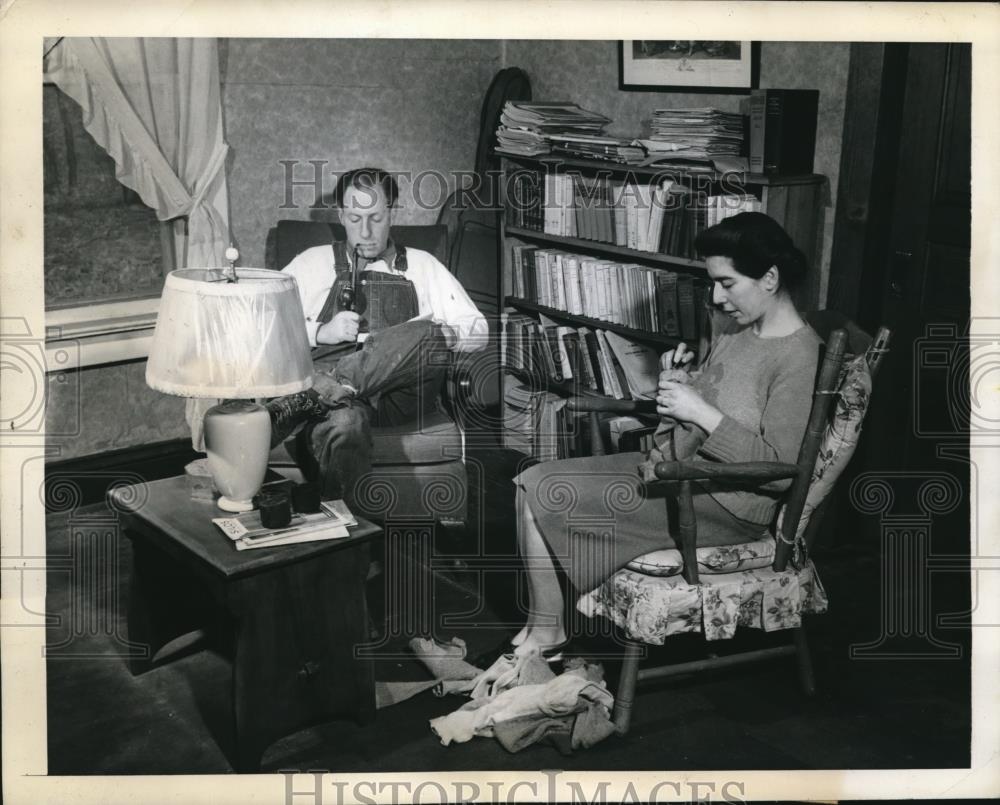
[222,39,502,268]
[504,40,851,301]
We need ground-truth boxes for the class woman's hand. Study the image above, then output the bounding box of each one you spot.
[656,379,724,433]
[658,342,696,386]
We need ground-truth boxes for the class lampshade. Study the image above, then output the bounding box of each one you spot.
[146,268,313,398]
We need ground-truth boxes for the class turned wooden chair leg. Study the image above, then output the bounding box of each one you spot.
[613,639,643,735]
[794,625,816,696]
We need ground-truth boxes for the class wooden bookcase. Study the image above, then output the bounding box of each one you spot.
[496,154,825,459]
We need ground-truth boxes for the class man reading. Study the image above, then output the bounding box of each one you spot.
[269,167,487,508]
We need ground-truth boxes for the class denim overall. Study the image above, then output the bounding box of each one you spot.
[300,242,453,503]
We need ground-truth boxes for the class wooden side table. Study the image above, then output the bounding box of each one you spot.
[111,476,382,772]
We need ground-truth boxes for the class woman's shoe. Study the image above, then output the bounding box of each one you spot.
[514,638,571,665]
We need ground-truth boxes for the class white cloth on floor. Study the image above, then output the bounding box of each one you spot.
[428,653,614,748]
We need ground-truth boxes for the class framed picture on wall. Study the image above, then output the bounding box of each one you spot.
[619,41,760,93]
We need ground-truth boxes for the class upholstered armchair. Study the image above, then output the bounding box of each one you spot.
[271,220,470,528]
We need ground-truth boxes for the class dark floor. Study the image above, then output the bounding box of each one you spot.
[45,447,972,774]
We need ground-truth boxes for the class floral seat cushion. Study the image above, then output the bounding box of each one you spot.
[625,533,774,577]
[587,352,868,644]
[577,560,828,643]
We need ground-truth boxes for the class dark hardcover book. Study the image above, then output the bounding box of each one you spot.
[685,196,709,259]
[581,328,607,395]
[525,248,538,303]
[677,273,697,341]
[657,271,681,338]
[521,245,538,301]
[526,171,543,231]
[749,89,819,175]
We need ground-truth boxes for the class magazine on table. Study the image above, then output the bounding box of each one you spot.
[212,500,358,551]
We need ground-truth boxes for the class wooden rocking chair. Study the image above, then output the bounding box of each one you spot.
[569,312,891,734]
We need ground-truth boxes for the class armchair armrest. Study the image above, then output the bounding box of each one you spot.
[642,458,800,586]
[566,396,658,415]
[651,460,800,484]
[564,394,658,455]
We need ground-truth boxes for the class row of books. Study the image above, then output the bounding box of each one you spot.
[506,172,762,258]
[502,313,663,401]
[502,383,658,461]
[509,244,709,340]
[502,384,574,462]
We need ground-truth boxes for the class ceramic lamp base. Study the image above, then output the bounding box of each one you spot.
[216,495,256,513]
[203,400,271,513]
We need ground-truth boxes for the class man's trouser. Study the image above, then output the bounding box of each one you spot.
[297,319,452,506]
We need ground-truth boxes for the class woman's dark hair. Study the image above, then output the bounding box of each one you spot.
[694,211,808,292]
[332,167,399,208]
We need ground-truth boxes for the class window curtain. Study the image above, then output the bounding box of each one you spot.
[44,37,230,269]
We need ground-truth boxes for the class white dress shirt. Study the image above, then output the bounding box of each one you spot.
[282,244,488,352]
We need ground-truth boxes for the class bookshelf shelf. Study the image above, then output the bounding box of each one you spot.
[500,152,823,187]
[505,366,658,412]
[505,227,707,273]
[505,297,682,348]
[497,153,825,462]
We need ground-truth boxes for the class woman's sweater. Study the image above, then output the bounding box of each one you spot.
[656,316,821,525]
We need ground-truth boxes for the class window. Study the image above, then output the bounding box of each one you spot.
[43,83,175,367]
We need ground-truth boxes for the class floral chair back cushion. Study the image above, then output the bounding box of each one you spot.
[778,353,873,540]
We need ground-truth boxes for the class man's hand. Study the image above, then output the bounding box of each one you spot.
[317,311,360,344]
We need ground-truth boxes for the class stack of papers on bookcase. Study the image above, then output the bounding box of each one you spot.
[213,500,357,551]
[501,102,611,132]
[547,133,646,165]
[646,108,746,162]
[496,101,611,157]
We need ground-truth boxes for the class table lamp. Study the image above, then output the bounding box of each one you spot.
[146,259,313,512]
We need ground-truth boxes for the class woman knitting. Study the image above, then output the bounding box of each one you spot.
[511,212,822,659]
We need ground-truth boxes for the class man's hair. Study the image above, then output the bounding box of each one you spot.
[332,167,399,208]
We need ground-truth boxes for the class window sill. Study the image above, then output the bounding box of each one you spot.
[45,298,159,370]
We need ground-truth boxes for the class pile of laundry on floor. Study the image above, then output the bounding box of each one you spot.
[377,637,617,754]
